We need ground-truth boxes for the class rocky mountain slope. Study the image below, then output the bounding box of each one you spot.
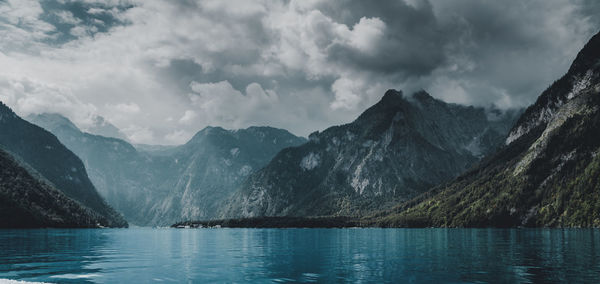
[154,126,307,224]
[0,103,127,227]
[375,30,600,228]
[222,90,520,218]
[0,148,107,228]
[28,114,306,226]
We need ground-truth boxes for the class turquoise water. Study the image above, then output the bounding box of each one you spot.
[0,228,599,283]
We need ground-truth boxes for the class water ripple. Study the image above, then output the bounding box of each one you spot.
[0,228,599,283]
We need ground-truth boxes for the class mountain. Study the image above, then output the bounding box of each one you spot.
[375,30,600,228]
[85,115,128,140]
[0,104,127,227]
[222,90,520,218]
[27,113,162,225]
[133,143,176,154]
[153,126,308,224]
[28,114,306,226]
[0,148,106,228]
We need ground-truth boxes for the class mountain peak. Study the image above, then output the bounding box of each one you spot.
[354,89,408,124]
[27,113,80,133]
[224,88,519,219]
[381,89,403,102]
[199,125,226,133]
[0,102,17,121]
[187,125,306,147]
[186,126,226,144]
[567,30,600,75]
[412,90,435,102]
[244,126,285,134]
[0,101,11,113]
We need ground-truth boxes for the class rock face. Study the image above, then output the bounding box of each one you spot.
[0,148,106,228]
[155,126,307,224]
[28,114,306,226]
[0,104,127,227]
[222,90,520,218]
[378,30,600,228]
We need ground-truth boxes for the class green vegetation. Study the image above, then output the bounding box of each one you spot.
[368,38,600,227]
[172,216,359,228]
[0,149,106,228]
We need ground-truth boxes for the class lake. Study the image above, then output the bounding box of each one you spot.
[0,228,599,283]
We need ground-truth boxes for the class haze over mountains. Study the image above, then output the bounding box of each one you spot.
[86,115,129,141]
[27,113,163,225]
[0,103,127,228]
[28,113,306,226]
[26,90,519,226]
[376,30,600,227]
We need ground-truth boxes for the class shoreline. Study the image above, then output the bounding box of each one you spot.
[171,216,362,229]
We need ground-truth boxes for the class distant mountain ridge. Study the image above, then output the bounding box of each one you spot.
[85,115,129,141]
[25,91,520,226]
[375,30,600,227]
[222,90,520,218]
[155,126,308,224]
[28,114,307,226]
[0,103,127,227]
[28,112,161,225]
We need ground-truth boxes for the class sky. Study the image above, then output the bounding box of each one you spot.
[1,0,599,145]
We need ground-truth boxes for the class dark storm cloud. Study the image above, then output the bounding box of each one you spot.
[313,0,447,76]
[0,0,599,144]
[295,0,600,107]
[424,0,600,106]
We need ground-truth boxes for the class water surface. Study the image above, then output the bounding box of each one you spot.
[0,228,599,283]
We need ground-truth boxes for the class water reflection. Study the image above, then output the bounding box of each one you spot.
[0,228,599,283]
[0,229,108,283]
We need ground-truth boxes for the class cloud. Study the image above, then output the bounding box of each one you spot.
[0,0,599,145]
[165,129,192,144]
[87,7,107,15]
[54,10,81,25]
[0,0,56,51]
[349,17,386,54]
[330,77,363,110]
[0,76,97,122]
[178,110,197,125]
[113,102,140,114]
[121,124,154,144]
[188,80,279,127]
